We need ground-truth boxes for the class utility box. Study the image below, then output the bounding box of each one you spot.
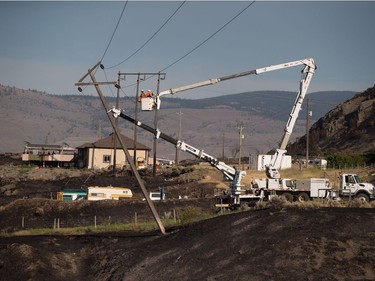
[295,178,330,198]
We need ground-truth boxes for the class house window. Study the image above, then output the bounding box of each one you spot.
[103,155,111,163]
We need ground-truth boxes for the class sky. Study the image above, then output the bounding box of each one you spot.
[0,0,374,100]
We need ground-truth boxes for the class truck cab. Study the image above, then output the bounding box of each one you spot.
[339,173,375,202]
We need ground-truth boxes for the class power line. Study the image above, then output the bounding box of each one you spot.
[106,1,186,69]
[79,1,128,94]
[100,0,129,62]
[158,1,256,73]
[121,1,256,90]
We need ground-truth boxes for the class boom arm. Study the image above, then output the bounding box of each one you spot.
[141,58,316,110]
[110,108,246,200]
[265,59,316,179]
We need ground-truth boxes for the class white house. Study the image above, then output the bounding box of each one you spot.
[77,133,151,170]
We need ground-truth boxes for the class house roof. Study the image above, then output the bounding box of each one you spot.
[77,133,151,151]
[24,143,77,151]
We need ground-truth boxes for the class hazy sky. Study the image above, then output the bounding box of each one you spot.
[0,1,374,99]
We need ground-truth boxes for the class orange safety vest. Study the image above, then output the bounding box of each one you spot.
[138,91,146,102]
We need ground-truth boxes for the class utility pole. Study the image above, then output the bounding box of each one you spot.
[175,110,182,165]
[306,98,311,168]
[75,62,166,235]
[133,73,141,167]
[153,73,165,177]
[222,132,225,160]
[238,125,244,169]
[116,72,165,171]
[98,120,102,140]
[113,71,121,175]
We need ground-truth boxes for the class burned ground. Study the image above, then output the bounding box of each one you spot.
[1,155,375,280]
[1,208,375,281]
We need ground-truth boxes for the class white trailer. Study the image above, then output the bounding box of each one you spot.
[87,186,133,201]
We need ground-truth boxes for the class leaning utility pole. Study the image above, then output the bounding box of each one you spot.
[75,62,166,235]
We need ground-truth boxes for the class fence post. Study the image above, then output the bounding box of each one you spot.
[21,216,24,228]
[173,209,176,223]
[94,216,97,229]
[134,212,138,226]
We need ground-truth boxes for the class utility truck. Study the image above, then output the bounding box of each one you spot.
[110,58,318,208]
[245,178,335,203]
[339,173,375,202]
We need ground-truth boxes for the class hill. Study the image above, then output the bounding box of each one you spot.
[288,85,375,155]
[0,84,356,159]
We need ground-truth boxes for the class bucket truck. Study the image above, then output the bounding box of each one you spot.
[117,58,322,208]
[139,58,316,179]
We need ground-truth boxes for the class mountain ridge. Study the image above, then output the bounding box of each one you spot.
[0,84,362,159]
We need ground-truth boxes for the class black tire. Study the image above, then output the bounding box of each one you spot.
[356,193,370,202]
[281,192,293,202]
[296,192,310,203]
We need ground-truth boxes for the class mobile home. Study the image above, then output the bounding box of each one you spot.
[87,186,133,201]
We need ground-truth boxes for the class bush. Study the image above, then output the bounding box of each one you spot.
[348,198,371,208]
[179,206,208,224]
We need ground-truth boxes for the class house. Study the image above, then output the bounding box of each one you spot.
[22,142,78,167]
[77,133,151,170]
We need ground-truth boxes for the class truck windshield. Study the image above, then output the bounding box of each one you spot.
[353,175,360,184]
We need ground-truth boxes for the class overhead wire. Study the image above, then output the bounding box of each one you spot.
[100,0,129,63]
[122,0,257,89]
[106,0,187,69]
[158,0,256,73]
[79,1,128,94]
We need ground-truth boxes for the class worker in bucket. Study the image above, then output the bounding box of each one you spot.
[146,89,153,97]
[138,89,146,102]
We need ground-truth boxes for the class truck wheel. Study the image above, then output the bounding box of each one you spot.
[356,193,370,202]
[296,192,309,203]
[281,193,293,202]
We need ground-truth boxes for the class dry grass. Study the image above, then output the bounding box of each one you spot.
[254,196,375,211]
